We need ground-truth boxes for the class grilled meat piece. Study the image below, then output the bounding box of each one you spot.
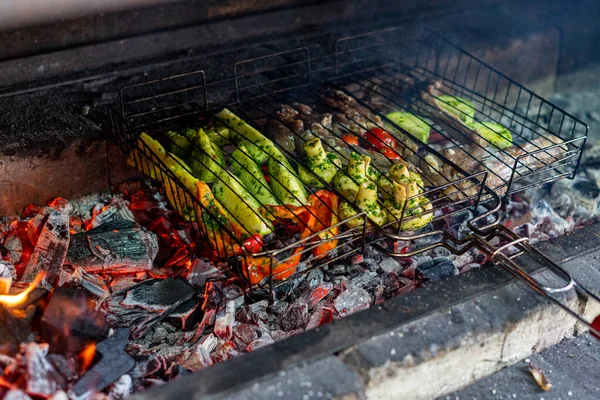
[438,134,568,198]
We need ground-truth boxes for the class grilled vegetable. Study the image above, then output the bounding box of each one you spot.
[386,111,431,143]
[434,95,475,128]
[216,108,272,164]
[339,181,386,228]
[217,108,308,206]
[474,121,512,148]
[365,127,396,151]
[212,169,273,237]
[248,203,319,282]
[188,128,225,183]
[165,130,192,158]
[384,181,433,230]
[231,143,279,206]
[298,138,341,187]
[381,166,432,231]
[308,190,339,259]
[195,181,264,257]
[206,123,231,147]
[333,152,371,202]
[341,133,359,145]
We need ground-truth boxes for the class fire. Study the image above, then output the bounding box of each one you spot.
[79,343,97,372]
[0,272,45,308]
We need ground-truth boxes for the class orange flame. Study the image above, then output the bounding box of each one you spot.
[79,343,97,372]
[0,272,45,308]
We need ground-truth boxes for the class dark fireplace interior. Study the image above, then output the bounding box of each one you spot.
[1,1,600,399]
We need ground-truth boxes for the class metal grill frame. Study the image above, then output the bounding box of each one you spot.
[112,27,586,296]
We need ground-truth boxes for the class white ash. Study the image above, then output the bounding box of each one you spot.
[0,260,15,293]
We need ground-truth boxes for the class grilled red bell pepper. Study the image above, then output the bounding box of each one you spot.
[341,133,359,146]
[308,190,339,259]
[365,127,396,151]
[381,146,402,160]
[247,204,319,282]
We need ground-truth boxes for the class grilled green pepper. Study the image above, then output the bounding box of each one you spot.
[212,169,274,236]
[474,121,512,148]
[231,143,279,206]
[386,111,431,143]
[165,130,192,158]
[215,108,272,164]
[216,108,308,206]
[188,128,225,183]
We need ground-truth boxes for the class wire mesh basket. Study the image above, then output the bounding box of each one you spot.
[111,27,586,295]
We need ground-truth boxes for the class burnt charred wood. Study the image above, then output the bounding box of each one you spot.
[21,208,70,288]
[65,219,158,274]
[40,287,109,354]
[20,343,65,397]
[102,278,196,339]
[69,328,134,399]
[167,298,203,331]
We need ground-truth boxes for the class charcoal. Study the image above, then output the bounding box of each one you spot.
[267,300,288,316]
[21,208,70,288]
[452,252,474,269]
[416,257,458,281]
[362,257,380,271]
[121,278,194,313]
[46,354,78,383]
[40,287,109,353]
[214,300,236,339]
[334,285,371,317]
[151,326,169,345]
[271,329,303,342]
[303,282,333,309]
[0,307,33,355]
[362,245,383,263]
[4,390,32,400]
[59,267,109,299]
[303,269,324,290]
[326,264,347,277]
[166,298,202,330]
[236,300,269,324]
[65,219,158,274]
[378,257,402,274]
[69,328,135,398]
[86,198,135,230]
[21,343,64,397]
[305,306,334,330]
[280,299,309,331]
[187,258,224,288]
[103,279,195,340]
[233,324,257,349]
[212,340,238,364]
[247,336,274,351]
[106,374,133,400]
[350,271,380,291]
[460,263,482,273]
[274,273,306,301]
[108,276,140,293]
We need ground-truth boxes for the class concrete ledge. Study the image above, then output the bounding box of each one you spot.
[139,223,600,400]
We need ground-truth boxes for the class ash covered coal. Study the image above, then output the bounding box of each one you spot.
[0,174,597,399]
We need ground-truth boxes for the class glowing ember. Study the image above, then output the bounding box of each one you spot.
[79,343,97,372]
[0,272,45,308]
